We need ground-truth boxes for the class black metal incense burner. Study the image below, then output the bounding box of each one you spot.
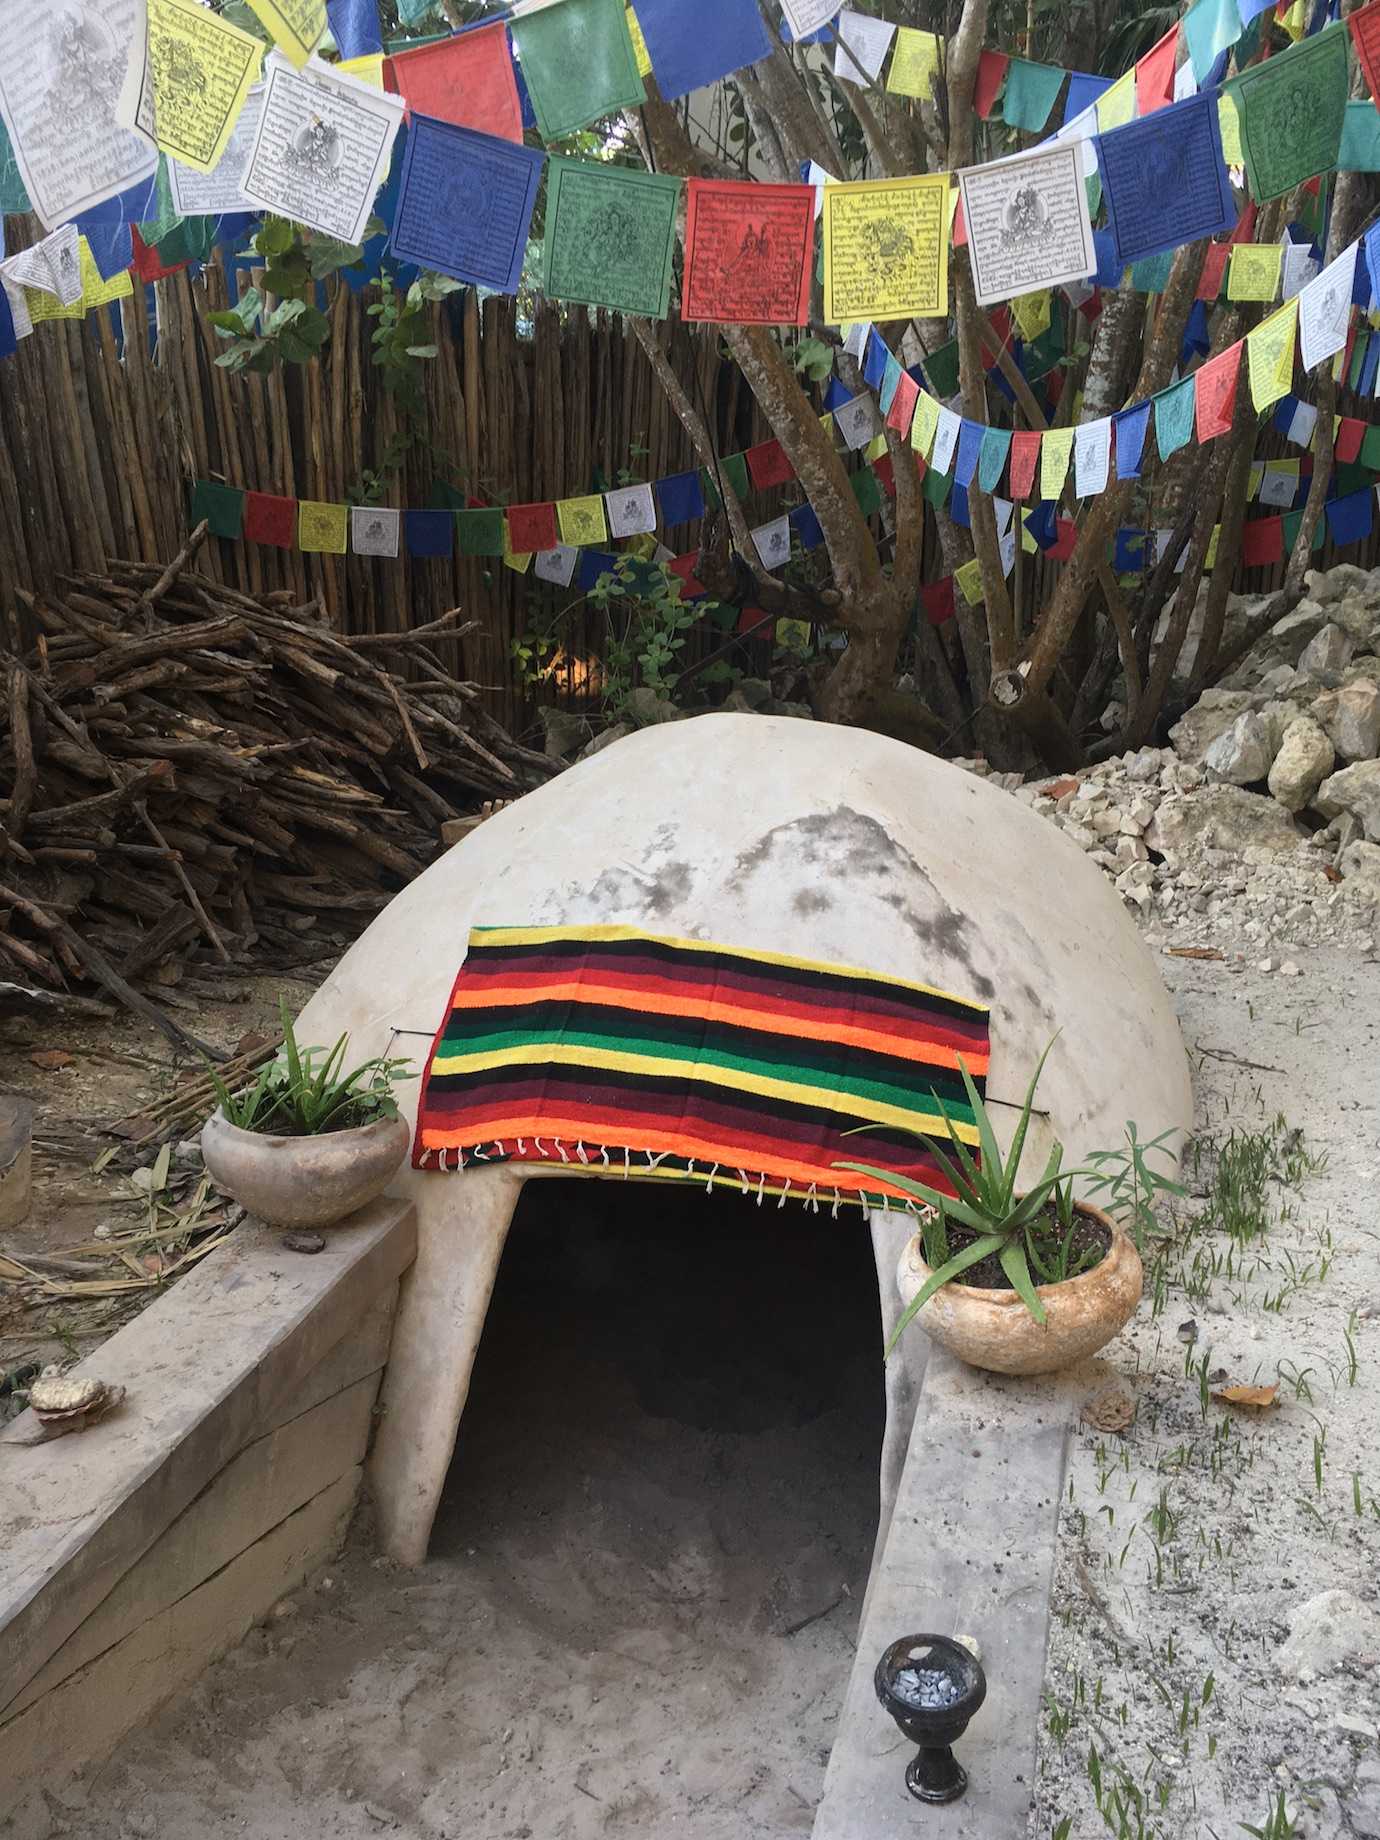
[874,1633,987,1805]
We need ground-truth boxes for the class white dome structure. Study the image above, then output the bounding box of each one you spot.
[295,714,1192,1562]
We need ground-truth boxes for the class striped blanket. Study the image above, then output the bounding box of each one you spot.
[412,925,991,1211]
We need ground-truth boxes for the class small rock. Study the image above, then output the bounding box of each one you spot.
[1313,678,1380,762]
[1298,622,1356,676]
[1268,717,1334,813]
[1275,1590,1380,1679]
[28,1049,74,1071]
[1279,959,1301,976]
[1169,689,1256,765]
[281,1231,326,1255]
[1315,760,1380,840]
[1204,711,1275,785]
[1258,957,1277,972]
[269,1597,298,1622]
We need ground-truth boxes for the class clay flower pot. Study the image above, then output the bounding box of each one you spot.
[201,1109,410,1230]
[895,1202,1143,1376]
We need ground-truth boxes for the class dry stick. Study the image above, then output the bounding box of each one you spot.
[137,519,210,622]
[6,665,35,850]
[135,801,231,964]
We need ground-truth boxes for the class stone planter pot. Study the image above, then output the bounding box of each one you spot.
[895,1202,1143,1376]
[201,1109,410,1230]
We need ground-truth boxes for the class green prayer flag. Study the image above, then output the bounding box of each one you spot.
[1340,100,1380,173]
[153,214,216,265]
[1153,376,1197,461]
[0,119,31,215]
[190,480,244,541]
[1184,0,1240,83]
[922,467,952,510]
[1349,330,1369,393]
[1001,58,1065,133]
[1336,461,1372,498]
[923,339,961,399]
[1130,250,1173,294]
[978,426,1012,494]
[385,32,449,51]
[542,157,680,319]
[456,508,506,556]
[701,453,750,508]
[397,0,439,21]
[1281,508,1326,553]
[429,479,467,510]
[1226,23,1348,203]
[1023,319,1065,383]
[1084,172,1102,220]
[1361,424,1380,472]
[851,465,883,517]
[512,0,644,143]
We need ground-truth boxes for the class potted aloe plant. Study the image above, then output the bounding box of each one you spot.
[843,1044,1177,1376]
[201,1001,414,1230]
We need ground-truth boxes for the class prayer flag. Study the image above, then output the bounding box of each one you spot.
[1039,427,1074,501]
[1135,27,1179,118]
[954,418,985,489]
[683,179,815,325]
[1183,0,1240,83]
[633,0,772,99]
[1225,23,1348,203]
[1065,72,1112,123]
[1153,375,1197,459]
[298,500,348,553]
[190,480,244,540]
[656,470,707,527]
[834,10,895,83]
[958,144,1095,309]
[1335,417,1366,463]
[327,0,383,59]
[821,175,949,322]
[1348,0,1380,116]
[511,0,643,141]
[1299,243,1357,371]
[138,0,264,176]
[605,484,658,540]
[921,577,955,625]
[751,513,792,568]
[543,158,679,319]
[886,370,920,436]
[1340,99,1380,172]
[1097,92,1235,268]
[534,544,579,586]
[405,509,454,557]
[931,405,961,477]
[1009,429,1042,498]
[745,440,795,490]
[1227,243,1282,301]
[506,503,560,553]
[244,491,297,547]
[387,23,522,143]
[1074,417,1110,497]
[626,6,653,76]
[1003,59,1066,133]
[1113,401,1151,479]
[557,494,610,548]
[978,426,1012,493]
[910,390,940,460]
[1246,300,1299,411]
[887,28,942,100]
[389,118,542,292]
[955,558,984,606]
[1258,458,1300,507]
[1241,515,1283,567]
[1095,69,1136,133]
[351,505,400,556]
[974,50,1009,119]
[791,502,825,549]
[245,0,326,67]
[836,395,883,450]
[1194,339,1242,438]
[1198,243,1230,300]
[1326,486,1374,547]
[457,508,506,557]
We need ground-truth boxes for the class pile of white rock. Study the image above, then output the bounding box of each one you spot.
[955,562,1380,959]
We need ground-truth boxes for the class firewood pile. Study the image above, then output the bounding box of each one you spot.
[0,529,557,1055]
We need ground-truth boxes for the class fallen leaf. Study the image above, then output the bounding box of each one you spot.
[1081,1383,1136,1434]
[1323,864,1343,884]
[1167,947,1225,961]
[29,1049,74,1070]
[1040,776,1080,800]
[235,1030,274,1058]
[1211,1383,1279,1409]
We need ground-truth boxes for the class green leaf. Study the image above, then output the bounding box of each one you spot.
[1000,1033,1058,1208]
[885,1233,1005,1353]
[834,1162,993,1235]
[998,1239,1047,1325]
[957,1053,1003,1197]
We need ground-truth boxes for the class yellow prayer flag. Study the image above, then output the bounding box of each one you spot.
[887,27,942,100]
[822,176,950,323]
[1248,462,1264,496]
[1247,300,1299,412]
[26,239,133,323]
[955,558,984,605]
[864,431,889,463]
[1021,524,1039,553]
[776,617,812,651]
[1205,525,1220,571]
[1217,93,1243,168]
[1227,243,1282,303]
[1095,69,1136,134]
[339,54,386,87]
[1279,0,1305,39]
[1039,427,1075,502]
[911,389,940,460]
[1011,289,1051,344]
[504,536,533,574]
[626,7,653,77]
[244,0,326,67]
[298,500,348,553]
[145,0,263,174]
[557,494,609,547]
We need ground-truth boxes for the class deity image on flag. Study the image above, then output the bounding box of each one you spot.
[682,180,814,325]
[48,8,126,116]
[543,159,679,320]
[957,144,1094,307]
[822,176,948,322]
[284,111,342,188]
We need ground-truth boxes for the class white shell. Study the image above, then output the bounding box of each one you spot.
[30,1374,107,1416]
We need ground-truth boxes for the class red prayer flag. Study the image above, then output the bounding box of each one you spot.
[1198,244,1230,300]
[874,452,896,497]
[745,439,795,489]
[1228,200,1257,245]
[243,492,297,548]
[1336,417,1366,463]
[737,604,772,636]
[952,196,968,247]
[987,304,1012,348]
[1135,27,1178,118]
[974,49,1009,118]
[1009,430,1042,499]
[130,225,189,283]
[506,502,559,552]
[682,179,815,326]
[1049,518,1078,561]
[885,370,920,435]
[385,22,522,142]
[1241,516,1284,569]
[1349,0,1380,113]
[1046,367,1066,409]
[921,577,956,625]
[669,553,707,597]
[1194,340,1242,440]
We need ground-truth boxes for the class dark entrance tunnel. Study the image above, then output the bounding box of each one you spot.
[429,1177,886,1835]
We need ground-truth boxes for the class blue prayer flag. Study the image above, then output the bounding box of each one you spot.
[1114,528,1148,572]
[822,378,852,412]
[949,481,970,527]
[1097,91,1235,268]
[978,426,1012,494]
[955,418,985,490]
[1025,502,1058,550]
[79,218,133,280]
[1181,299,1211,361]
[1361,334,1380,397]
[406,510,455,558]
[633,0,772,101]
[388,117,543,293]
[1154,375,1197,460]
[1184,0,1241,82]
[1114,401,1152,480]
[1325,486,1373,547]
[1364,224,1380,317]
[1064,71,1112,123]
[1237,0,1275,23]
[578,549,619,590]
[1271,394,1303,436]
[864,331,890,391]
[0,282,15,362]
[657,469,707,526]
[790,502,825,550]
[327,0,383,58]
[879,353,902,415]
[1093,229,1122,290]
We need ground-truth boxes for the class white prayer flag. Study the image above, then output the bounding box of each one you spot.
[350,506,400,557]
[782,0,842,38]
[1074,417,1111,498]
[1298,243,1356,373]
[1258,463,1298,509]
[751,514,792,570]
[168,86,265,216]
[805,160,837,220]
[958,144,1096,309]
[834,393,882,450]
[842,319,871,359]
[931,404,962,476]
[534,544,579,586]
[604,483,657,537]
[0,223,81,304]
[1282,398,1318,447]
[1280,240,1319,304]
[834,9,895,83]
